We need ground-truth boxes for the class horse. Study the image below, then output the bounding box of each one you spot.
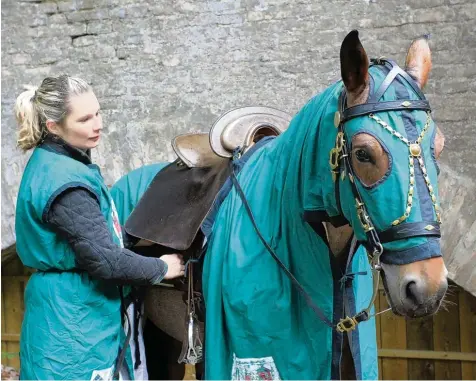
[124,30,448,380]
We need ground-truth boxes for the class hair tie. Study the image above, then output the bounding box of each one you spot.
[31,89,38,102]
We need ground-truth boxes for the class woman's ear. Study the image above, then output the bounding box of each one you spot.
[46,120,61,135]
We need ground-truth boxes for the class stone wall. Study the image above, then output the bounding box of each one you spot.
[2,0,475,293]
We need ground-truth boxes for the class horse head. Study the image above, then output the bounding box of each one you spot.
[334,30,447,318]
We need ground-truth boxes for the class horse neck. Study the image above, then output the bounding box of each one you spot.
[325,223,354,260]
[292,82,355,259]
[246,82,355,260]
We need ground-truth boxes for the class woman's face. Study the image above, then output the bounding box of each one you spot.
[49,91,103,150]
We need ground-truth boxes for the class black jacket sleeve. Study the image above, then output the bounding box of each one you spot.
[122,227,140,249]
[46,186,168,286]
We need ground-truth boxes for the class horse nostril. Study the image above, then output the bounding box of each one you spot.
[401,275,447,314]
[405,280,420,305]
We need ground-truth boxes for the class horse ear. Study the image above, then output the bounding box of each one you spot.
[405,35,432,89]
[340,30,369,98]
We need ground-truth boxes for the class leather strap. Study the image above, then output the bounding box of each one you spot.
[342,58,430,123]
[329,59,435,256]
[370,58,427,101]
[378,221,441,243]
[341,137,383,258]
[342,100,431,122]
[337,91,384,257]
[114,287,133,380]
[334,92,347,219]
[370,65,401,102]
[387,59,427,100]
[303,210,349,228]
[229,162,335,329]
[334,173,345,219]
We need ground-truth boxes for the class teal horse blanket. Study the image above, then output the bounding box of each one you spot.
[202,81,378,380]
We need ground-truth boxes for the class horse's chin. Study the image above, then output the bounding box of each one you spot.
[379,270,441,319]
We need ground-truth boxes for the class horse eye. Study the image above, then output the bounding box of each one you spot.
[355,149,372,163]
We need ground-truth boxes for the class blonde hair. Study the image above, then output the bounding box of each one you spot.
[15,75,91,151]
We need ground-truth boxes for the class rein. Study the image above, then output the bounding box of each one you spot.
[230,160,379,332]
[229,58,441,333]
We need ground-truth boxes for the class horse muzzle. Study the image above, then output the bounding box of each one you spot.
[380,256,448,318]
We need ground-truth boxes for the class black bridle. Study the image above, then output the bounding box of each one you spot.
[230,58,441,333]
[330,58,440,258]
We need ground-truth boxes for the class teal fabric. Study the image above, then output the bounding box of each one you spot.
[16,147,129,380]
[202,64,442,379]
[348,251,378,380]
[202,82,378,379]
[338,66,441,253]
[110,162,167,379]
[110,163,168,225]
[297,65,441,255]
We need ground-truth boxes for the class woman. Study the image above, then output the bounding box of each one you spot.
[14,75,183,380]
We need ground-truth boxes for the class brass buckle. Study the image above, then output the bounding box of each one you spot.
[356,199,373,232]
[335,132,344,151]
[329,147,339,170]
[329,132,345,177]
[336,316,358,333]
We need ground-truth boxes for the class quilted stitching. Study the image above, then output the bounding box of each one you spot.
[47,187,167,285]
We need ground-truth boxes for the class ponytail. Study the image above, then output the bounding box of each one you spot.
[15,86,43,151]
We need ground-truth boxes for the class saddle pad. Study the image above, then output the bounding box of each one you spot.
[125,159,230,250]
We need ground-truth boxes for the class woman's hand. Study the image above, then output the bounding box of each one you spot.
[160,254,185,279]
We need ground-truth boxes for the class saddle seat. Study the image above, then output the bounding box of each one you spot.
[172,106,291,168]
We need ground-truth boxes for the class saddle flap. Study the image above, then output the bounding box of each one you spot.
[172,133,224,168]
[125,159,230,251]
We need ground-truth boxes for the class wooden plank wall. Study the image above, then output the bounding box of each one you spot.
[2,257,476,380]
[375,281,476,380]
[1,257,34,369]
[459,290,476,380]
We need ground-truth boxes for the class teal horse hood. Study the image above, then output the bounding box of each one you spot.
[302,60,442,265]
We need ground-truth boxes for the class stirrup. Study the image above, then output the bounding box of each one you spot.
[178,312,203,365]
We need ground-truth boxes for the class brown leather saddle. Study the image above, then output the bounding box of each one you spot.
[125,106,291,323]
[125,106,292,253]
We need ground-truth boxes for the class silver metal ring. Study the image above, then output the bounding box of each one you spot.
[371,242,383,271]
[373,242,383,257]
